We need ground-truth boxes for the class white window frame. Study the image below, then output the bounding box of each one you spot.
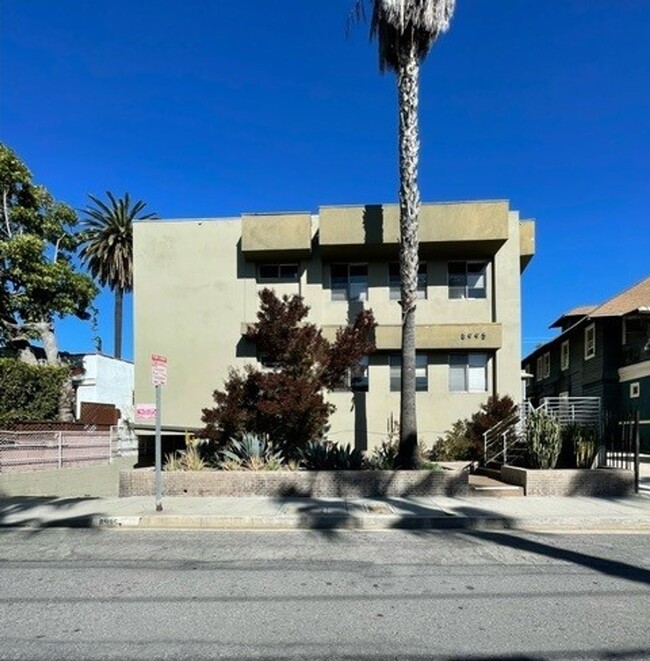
[560,340,569,371]
[448,261,488,300]
[584,323,596,360]
[536,356,543,382]
[542,352,550,378]
[330,263,368,302]
[390,353,428,392]
[388,262,427,300]
[449,353,489,393]
[630,382,640,399]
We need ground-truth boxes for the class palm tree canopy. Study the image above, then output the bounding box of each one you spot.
[79,192,156,293]
[367,0,455,72]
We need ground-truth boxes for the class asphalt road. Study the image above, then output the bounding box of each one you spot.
[1,529,649,660]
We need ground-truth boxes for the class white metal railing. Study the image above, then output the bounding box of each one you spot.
[483,398,602,466]
[539,397,601,426]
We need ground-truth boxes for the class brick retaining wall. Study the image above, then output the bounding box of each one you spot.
[500,466,634,497]
[119,468,469,498]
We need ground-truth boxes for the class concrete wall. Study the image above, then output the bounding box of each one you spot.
[133,202,533,449]
[75,354,134,421]
[500,466,634,497]
[119,468,469,498]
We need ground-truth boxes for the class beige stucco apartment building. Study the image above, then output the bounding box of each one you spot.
[133,200,535,450]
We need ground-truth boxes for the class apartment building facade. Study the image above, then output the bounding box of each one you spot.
[133,200,535,450]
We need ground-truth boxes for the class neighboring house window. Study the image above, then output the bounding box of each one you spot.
[331,264,368,301]
[388,263,427,300]
[449,353,488,392]
[390,353,428,392]
[536,354,550,381]
[560,341,570,371]
[630,382,640,399]
[258,263,299,281]
[584,323,596,360]
[448,261,487,299]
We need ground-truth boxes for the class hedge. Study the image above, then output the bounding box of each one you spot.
[0,358,70,426]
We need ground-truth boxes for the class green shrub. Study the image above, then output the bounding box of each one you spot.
[300,441,364,470]
[526,409,561,469]
[218,433,285,471]
[367,438,400,469]
[430,395,516,462]
[429,420,476,461]
[0,358,69,426]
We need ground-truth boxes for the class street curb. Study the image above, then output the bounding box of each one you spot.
[83,514,650,532]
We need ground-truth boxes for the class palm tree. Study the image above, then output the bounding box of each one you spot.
[80,192,156,359]
[355,0,455,467]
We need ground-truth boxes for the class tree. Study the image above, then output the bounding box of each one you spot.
[200,288,376,458]
[0,143,97,420]
[80,192,156,359]
[354,0,455,467]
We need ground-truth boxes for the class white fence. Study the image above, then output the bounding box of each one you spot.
[0,428,138,473]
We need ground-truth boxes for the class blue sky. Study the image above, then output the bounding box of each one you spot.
[2,1,649,361]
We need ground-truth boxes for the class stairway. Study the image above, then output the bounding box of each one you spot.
[468,473,524,497]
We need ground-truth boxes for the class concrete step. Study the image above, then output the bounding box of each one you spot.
[469,474,524,497]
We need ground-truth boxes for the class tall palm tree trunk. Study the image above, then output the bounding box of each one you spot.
[396,41,421,469]
[114,287,123,359]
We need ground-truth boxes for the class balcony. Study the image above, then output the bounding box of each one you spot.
[241,212,313,260]
[318,201,510,259]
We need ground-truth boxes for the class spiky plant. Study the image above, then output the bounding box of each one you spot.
[219,433,285,471]
[526,409,562,469]
[79,192,156,358]
[352,0,455,468]
[300,441,365,471]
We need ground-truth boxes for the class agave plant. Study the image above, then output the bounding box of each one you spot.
[300,441,365,471]
[219,433,285,471]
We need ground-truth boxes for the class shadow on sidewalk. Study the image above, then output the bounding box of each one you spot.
[0,495,105,530]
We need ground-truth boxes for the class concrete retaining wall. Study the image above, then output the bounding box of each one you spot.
[500,466,635,497]
[119,468,469,498]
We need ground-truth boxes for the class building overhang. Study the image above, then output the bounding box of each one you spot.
[519,220,535,271]
[318,201,510,258]
[324,323,502,351]
[241,212,313,260]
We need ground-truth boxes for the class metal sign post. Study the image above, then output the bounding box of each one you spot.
[151,354,168,512]
[155,384,163,511]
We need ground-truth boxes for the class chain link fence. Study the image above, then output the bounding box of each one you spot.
[0,424,138,473]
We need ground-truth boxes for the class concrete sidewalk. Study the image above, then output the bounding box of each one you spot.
[1,493,650,532]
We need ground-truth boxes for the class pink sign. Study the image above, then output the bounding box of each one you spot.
[136,404,157,420]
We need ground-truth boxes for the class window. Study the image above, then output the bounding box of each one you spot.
[584,323,596,360]
[536,356,543,382]
[351,356,369,392]
[542,352,550,378]
[333,356,369,392]
[448,261,487,299]
[389,353,428,392]
[630,382,640,399]
[258,263,299,280]
[388,263,427,300]
[449,353,488,392]
[561,341,570,371]
[331,264,368,301]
